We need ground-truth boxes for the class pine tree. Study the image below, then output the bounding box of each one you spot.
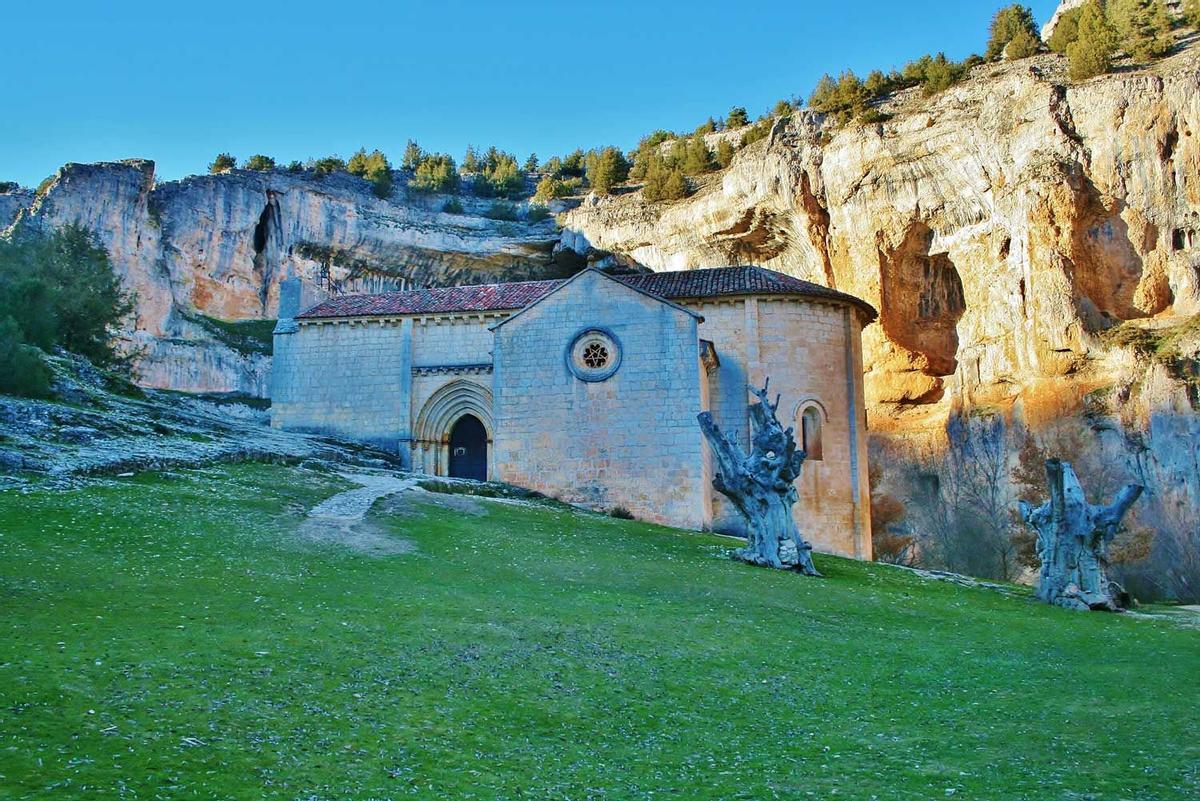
[986,5,1041,61]
[585,147,630,195]
[461,145,481,174]
[1067,1,1118,79]
[523,153,539,172]
[681,136,714,176]
[401,140,424,171]
[727,106,749,127]
[715,139,735,168]
[1006,27,1041,59]
[1109,0,1172,61]
[1047,6,1084,53]
[242,154,275,171]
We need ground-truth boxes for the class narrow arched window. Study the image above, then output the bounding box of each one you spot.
[801,406,823,461]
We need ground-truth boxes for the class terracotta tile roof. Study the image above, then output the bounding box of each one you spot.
[297,279,560,318]
[297,266,877,321]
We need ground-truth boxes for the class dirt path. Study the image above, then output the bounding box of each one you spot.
[299,472,417,555]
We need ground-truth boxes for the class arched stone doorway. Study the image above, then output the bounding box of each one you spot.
[412,379,494,478]
[448,414,488,481]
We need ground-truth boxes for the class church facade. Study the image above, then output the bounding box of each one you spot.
[271,266,877,559]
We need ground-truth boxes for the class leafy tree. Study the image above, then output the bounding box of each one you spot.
[726,106,749,127]
[1109,0,1172,61]
[242,154,276,171]
[986,5,1041,61]
[584,146,630,195]
[1047,5,1085,53]
[523,153,539,172]
[1067,1,1118,79]
[401,140,425,171]
[308,156,347,175]
[0,316,51,398]
[209,153,236,174]
[715,139,735,168]
[0,224,134,371]
[408,154,459,193]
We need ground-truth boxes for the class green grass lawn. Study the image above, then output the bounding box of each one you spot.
[1,464,1197,800]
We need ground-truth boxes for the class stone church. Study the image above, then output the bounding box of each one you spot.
[271,265,877,559]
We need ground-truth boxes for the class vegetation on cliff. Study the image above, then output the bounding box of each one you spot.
[0,225,132,397]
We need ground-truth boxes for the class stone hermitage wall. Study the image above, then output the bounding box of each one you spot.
[492,270,710,528]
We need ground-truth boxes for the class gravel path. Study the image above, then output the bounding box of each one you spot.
[307,472,416,522]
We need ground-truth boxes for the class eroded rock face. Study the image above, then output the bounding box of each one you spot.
[561,44,1200,517]
[4,163,569,394]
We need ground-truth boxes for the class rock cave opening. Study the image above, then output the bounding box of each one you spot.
[879,223,966,378]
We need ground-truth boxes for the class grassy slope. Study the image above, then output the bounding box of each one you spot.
[0,464,1196,800]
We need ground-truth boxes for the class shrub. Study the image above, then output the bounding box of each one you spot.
[0,181,18,193]
[584,146,630,195]
[441,198,464,214]
[525,204,551,223]
[0,224,133,371]
[771,99,793,116]
[285,160,304,173]
[726,106,749,127]
[609,506,634,520]
[739,119,772,147]
[986,4,1041,61]
[1067,1,1118,79]
[1109,0,1172,61]
[408,154,459,194]
[0,316,52,398]
[484,200,519,221]
[242,154,276,171]
[308,156,347,176]
[208,153,236,174]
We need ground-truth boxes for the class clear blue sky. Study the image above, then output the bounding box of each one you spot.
[2,1,1061,188]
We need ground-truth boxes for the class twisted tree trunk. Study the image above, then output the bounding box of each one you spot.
[1018,459,1143,611]
[697,379,819,576]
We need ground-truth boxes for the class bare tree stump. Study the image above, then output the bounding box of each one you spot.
[1018,459,1143,611]
[697,379,820,576]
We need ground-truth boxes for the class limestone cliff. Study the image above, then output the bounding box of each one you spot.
[559,40,1200,524]
[4,163,570,394]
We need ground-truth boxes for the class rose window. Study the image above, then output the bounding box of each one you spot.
[567,329,621,382]
[582,342,609,369]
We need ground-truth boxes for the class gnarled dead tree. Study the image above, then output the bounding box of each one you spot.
[697,379,819,575]
[1018,459,1143,611]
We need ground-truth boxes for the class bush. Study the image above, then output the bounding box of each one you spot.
[0,224,133,373]
[242,154,276,171]
[484,200,519,221]
[526,204,551,223]
[0,181,18,194]
[739,119,772,147]
[0,316,52,398]
[1067,1,1118,79]
[308,156,347,176]
[285,160,304,173]
[208,153,236,174]
[408,154,459,194]
[441,198,464,214]
[609,507,634,520]
[584,146,631,195]
[986,4,1041,61]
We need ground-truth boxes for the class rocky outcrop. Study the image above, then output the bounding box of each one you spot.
[560,42,1200,522]
[4,163,570,394]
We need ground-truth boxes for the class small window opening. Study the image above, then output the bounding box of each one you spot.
[800,407,823,461]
